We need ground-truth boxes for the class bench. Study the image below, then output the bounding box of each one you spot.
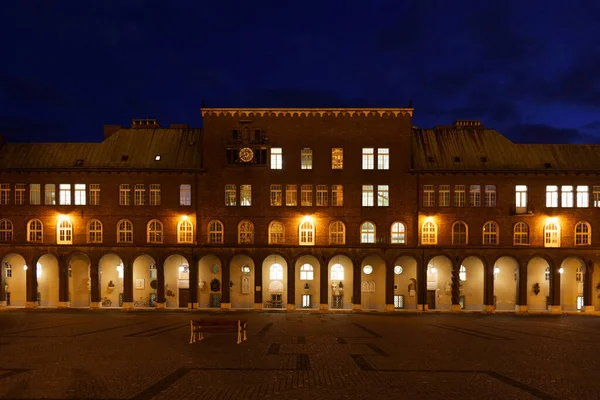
[189,319,248,344]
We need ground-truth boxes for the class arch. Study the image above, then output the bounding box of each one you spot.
[36,254,59,307]
[360,253,386,311]
[87,219,103,243]
[390,221,406,244]
[68,252,92,308]
[133,254,158,308]
[98,253,126,308]
[295,255,321,309]
[425,255,453,310]
[451,221,468,245]
[559,256,586,311]
[0,219,13,242]
[262,254,288,309]
[482,221,498,245]
[493,256,519,311]
[147,219,163,244]
[177,219,193,244]
[574,221,591,246]
[164,253,190,308]
[57,219,73,245]
[226,254,254,309]
[360,221,375,244]
[544,221,560,248]
[329,220,346,245]
[392,255,419,310]
[460,256,485,311]
[238,219,254,244]
[421,221,437,245]
[268,220,285,245]
[526,256,553,312]
[207,220,224,244]
[117,219,133,243]
[2,253,27,306]
[513,222,529,245]
[299,220,315,245]
[27,219,43,243]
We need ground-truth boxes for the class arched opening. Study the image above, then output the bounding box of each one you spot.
[262,255,288,309]
[2,253,27,306]
[493,256,518,311]
[99,253,125,308]
[327,255,353,310]
[360,254,385,311]
[68,252,91,308]
[36,254,59,307]
[526,257,551,312]
[198,254,223,308]
[228,254,253,309]
[426,255,452,310]
[133,254,157,308]
[559,257,585,311]
[164,254,189,308]
[295,255,321,309]
[392,256,418,310]
[460,256,485,310]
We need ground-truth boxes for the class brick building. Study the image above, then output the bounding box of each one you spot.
[0,108,598,313]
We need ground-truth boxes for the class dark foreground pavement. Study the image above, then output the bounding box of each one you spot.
[0,310,599,399]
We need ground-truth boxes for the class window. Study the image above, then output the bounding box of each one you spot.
[452,221,468,245]
[362,185,374,207]
[513,222,529,245]
[544,222,560,247]
[577,186,589,208]
[391,222,406,244]
[149,184,161,206]
[89,184,100,205]
[15,184,25,205]
[561,185,573,208]
[594,186,600,207]
[515,185,527,213]
[362,148,374,170]
[459,265,466,281]
[30,184,41,205]
[331,185,343,206]
[421,221,437,245]
[270,184,283,206]
[299,220,315,245]
[270,264,283,280]
[225,184,237,206]
[378,185,389,207]
[5,264,11,278]
[439,185,450,207]
[134,184,145,205]
[377,148,389,169]
[329,221,345,245]
[147,220,163,244]
[576,267,583,282]
[268,221,285,244]
[208,220,224,244]
[483,221,498,245]
[360,221,375,244]
[0,184,10,205]
[331,264,344,280]
[301,185,312,206]
[238,220,254,244]
[301,148,313,169]
[0,219,12,241]
[484,185,496,207]
[57,219,72,244]
[454,185,465,207]
[87,220,103,243]
[332,148,343,169]
[545,267,550,281]
[119,184,131,205]
[178,220,193,244]
[27,219,43,243]
[546,185,558,207]
[300,264,314,280]
[180,184,191,206]
[240,184,252,206]
[575,221,591,246]
[271,147,282,169]
[469,185,481,207]
[423,185,435,207]
[74,184,86,205]
[316,185,328,206]
[286,184,297,206]
[117,220,133,243]
[59,184,71,205]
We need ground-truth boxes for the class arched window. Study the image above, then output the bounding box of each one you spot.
[268,221,285,245]
[421,221,437,245]
[57,219,73,244]
[0,219,13,242]
[299,220,315,246]
[513,222,529,245]
[270,263,283,280]
[300,264,314,280]
[27,219,43,243]
[331,264,344,280]
[575,221,591,246]
[360,221,375,244]
[177,219,193,244]
[459,265,466,281]
[544,222,560,247]
[208,220,224,244]
[329,221,345,245]
[87,219,102,243]
[483,221,498,245]
[452,221,467,245]
[117,219,133,243]
[147,219,163,244]
[391,222,406,244]
[238,220,254,244]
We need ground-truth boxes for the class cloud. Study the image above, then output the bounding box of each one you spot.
[503,124,600,144]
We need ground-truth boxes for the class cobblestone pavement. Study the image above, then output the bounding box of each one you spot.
[0,310,599,399]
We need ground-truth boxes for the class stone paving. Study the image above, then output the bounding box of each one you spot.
[0,310,599,399]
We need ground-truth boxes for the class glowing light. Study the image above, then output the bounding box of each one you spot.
[425,216,434,222]
[302,215,313,223]
[58,214,69,222]
[116,264,124,278]
[559,267,564,274]
[23,265,28,271]
[494,267,500,275]
[36,263,42,278]
[181,215,188,220]
[430,267,437,274]
[547,217,558,224]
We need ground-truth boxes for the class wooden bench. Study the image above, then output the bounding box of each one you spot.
[189,319,248,344]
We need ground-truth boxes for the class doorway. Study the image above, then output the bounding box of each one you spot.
[427,290,436,310]
[178,288,189,308]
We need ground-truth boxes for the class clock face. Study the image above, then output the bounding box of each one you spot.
[239,147,254,162]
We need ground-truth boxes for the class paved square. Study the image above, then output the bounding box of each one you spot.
[0,310,599,399]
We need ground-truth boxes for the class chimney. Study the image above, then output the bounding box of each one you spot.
[103,125,122,140]
[131,119,161,128]
[453,120,483,128]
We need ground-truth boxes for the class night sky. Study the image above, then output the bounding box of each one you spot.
[1,0,600,144]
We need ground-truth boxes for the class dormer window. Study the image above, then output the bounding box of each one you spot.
[74,159,84,166]
[427,156,435,163]
[453,156,461,162]
[121,155,129,161]
[155,155,161,161]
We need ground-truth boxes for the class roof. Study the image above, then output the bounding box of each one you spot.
[0,127,202,171]
[412,127,600,172]
[201,107,414,117]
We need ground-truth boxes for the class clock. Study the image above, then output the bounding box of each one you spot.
[239,147,254,162]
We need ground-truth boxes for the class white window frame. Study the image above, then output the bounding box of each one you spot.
[87,219,103,243]
[331,184,343,206]
[594,186,600,207]
[147,219,163,244]
[300,264,314,280]
[301,148,313,169]
[89,184,100,206]
[469,185,481,207]
[117,219,133,243]
[134,184,145,206]
[377,148,389,170]
[119,184,130,205]
[459,265,467,282]
[74,183,86,205]
[270,147,283,169]
[177,220,194,244]
[452,221,468,245]
[544,222,560,248]
[484,185,496,207]
[329,221,345,245]
[180,184,191,206]
[546,185,558,208]
[439,185,450,207]
[421,221,437,245]
[316,185,328,206]
[483,221,498,245]
[513,222,529,246]
[270,184,283,206]
[362,185,374,207]
[377,185,389,207]
[59,184,71,205]
[270,264,284,280]
[454,185,465,207]
[561,185,573,208]
[268,221,285,245]
[391,222,406,244]
[362,148,374,170]
[576,186,589,208]
[238,220,254,244]
[30,184,41,205]
[299,221,315,246]
[575,221,591,246]
[301,185,312,206]
[15,183,25,205]
[286,184,297,206]
[240,184,252,206]
[208,220,224,244]
[360,221,375,244]
[0,219,12,242]
[332,148,343,169]
[27,219,43,243]
[149,184,161,206]
[515,185,527,213]
[423,185,435,207]
[57,219,73,245]
[331,264,344,281]
[225,184,237,206]
[0,184,10,205]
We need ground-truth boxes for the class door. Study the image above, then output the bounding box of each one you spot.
[426,290,436,310]
[178,288,189,308]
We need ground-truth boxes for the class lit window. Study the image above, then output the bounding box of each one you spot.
[575,221,591,246]
[363,265,373,274]
[27,219,43,243]
[439,185,450,207]
[421,221,437,245]
[576,267,583,282]
[59,184,71,205]
[423,185,435,207]
[544,222,560,247]
[15,184,25,205]
[286,185,297,206]
[454,185,465,207]
[119,184,130,205]
[225,184,237,206]
[469,185,481,207]
[329,221,345,245]
[513,222,529,245]
[87,220,103,243]
[301,148,313,169]
[208,220,224,244]
[484,185,496,207]
[74,184,86,205]
[238,220,254,244]
[178,220,193,244]
[180,184,191,206]
[316,185,328,206]
[240,184,252,206]
[576,186,589,208]
[483,221,498,245]
[394,266,403,275]
[452,221,468,245]
[360,221,375,243]
[362,148,374,170]
[89,184,100,205]
[331,264,344,280]
[459,265,466,281]
[594,186,600,207]
[270,184,283,206]
[545,267,550,281]
[391,222,406,244]
[299,220,315,246]
[149,184,161,206]
[362,185,374,207]
[0,184,10,205]
[155,155,161,161]
[301,185,312,206]
[268,221,285,244]
[270,264,283,280]
[300,264,314,280]
[515,185,527,213]
[331,185,343,206]
[0,219,12,242]
[117,219,133,243]
[134,184,145,205]
[147,219,163,244]
[270,147,282,169]
[332,148,343,169]
[561,185,573,208]
[57,219,73,244]
[377,185,389,207]
[377,148,389,169]
[546,185,558,207]
[30,184,41,205]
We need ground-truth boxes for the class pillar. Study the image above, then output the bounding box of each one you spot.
[451,259,461,311]
[189,254,198,309]
[483,262,494,312]
[220,257,231,310]
[25,256,38,308]
[516,260,527,312]
[320,257,328,310]
[155,257,165,309]
[417,258,426,311]
[254,257,262,310]
[583,260,594,313]
[287,259,295,311]
[122,260,133,309]
[385,260,394,311]
[352,260,361,311]
[0,260,6,307]
[58,255,69,308]
[549,263,561,313]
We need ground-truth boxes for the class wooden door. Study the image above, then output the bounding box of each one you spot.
[426,290,436,310]
[178,288,189,308]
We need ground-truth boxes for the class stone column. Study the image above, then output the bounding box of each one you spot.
[25,256,38,308]
[155,258,165,309]
[189,254,198,309]
[483,262,494,312]
[583,260,594,313]
[417,258,426,311]
[451,259,461,311]
[385,260,394,311]
[220,257,231,310]
[122,260,134,309]
[0,260,6,307]
[549,263,561,313]
[287,258,295,311]
[90,259,100,308]
[352,261,361,311]
[58,255,70,308]
[320,257,328,310]
[254,257,263,310]
[516,260,527,312]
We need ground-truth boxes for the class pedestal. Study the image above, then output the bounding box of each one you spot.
[58,301,70,308]
[122,301,134,310]
[220,302,231,310]
[450,304,462,311]
[385,304,395,312]
[484,305,494,313]
[90,301,101,309]
[583,305,595,313]
[25,301,36,309]
[155,302,166,309]
[287,303,296,311]
[549,305,561,313]
[320,304,328,311]
[417,304,425,311]
[352,304,362,311]
[254,303,263,310]
[515,305,528,312]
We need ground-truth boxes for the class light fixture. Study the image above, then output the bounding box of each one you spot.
[155,155,161,161]
[58,214,69,222]
[23,265,28,270]
[494,267,500,275]
[425,216,434,222]
[302,215,313,223]
[547,217,558,224]
[431,266,437,274]
[559,267,564,274]
[181,215,188,220]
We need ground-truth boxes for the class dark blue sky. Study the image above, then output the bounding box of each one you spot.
[1,0,600,144]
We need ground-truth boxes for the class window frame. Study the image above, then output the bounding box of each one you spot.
[268,220,285,245]
[360,221,376,244]
[117,219,133,243]
[240,184,252,206]
[15,183,25,205]
[299,220,315,246]
[149,184,161,206]
[331,148,343,169]
[377,148,389,170]
[238,219,254,244]
[0,219,12,242]
[513,222,529,246]
[270,184,283,206]
[421,221,437,245]
[329,220,346,245]
[57,219,73,245]
[575,221,591,246]
[270,147,283,169]
[27,219,43,243]
[208,220,224,244]
[391,222,406,244]
[30,183,41,205]
[119,184,131,206]
[286,184,297,206]
[147,219,163,244]
[225,184,237,206]
[482,221,499,245]
[177,219,194,244]
[180,184,192,206]
[316,185,328,206]
[362,185,374,207]
[362,148,374,170]
[452,221,468,245]
[544,222,560,248]
[89,184,100,206]
[87,219,103,243]
[59,183,71,205]
[331,184,343,206]
[301,148,313,170]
